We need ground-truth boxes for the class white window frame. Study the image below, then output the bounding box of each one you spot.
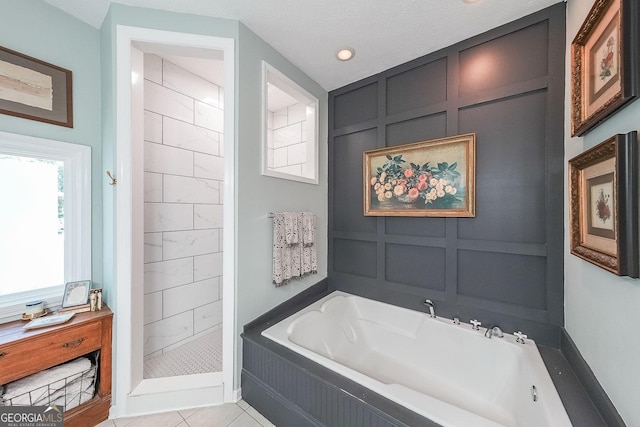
[262,61,319,185]
[0,131,91,323]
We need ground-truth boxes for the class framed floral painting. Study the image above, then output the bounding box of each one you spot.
[363,133,475,217]
[569,131,639,277]
[570,0,639,136]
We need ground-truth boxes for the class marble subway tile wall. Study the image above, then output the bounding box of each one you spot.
[142,54,224,360]
[267,103,310,175]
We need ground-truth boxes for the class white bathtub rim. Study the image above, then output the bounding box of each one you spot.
[262,291,572,427]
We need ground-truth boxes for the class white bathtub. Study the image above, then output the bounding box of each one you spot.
[262,291,572,427]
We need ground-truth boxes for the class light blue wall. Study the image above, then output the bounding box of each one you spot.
[565,2,640,426]
[235,22,329,385]
[0,0,103,291]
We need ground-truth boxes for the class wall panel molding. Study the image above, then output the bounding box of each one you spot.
[328,3,566,346]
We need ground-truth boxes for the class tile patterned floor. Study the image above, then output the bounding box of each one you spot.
[95,400,275,427]
[143,329,222,379]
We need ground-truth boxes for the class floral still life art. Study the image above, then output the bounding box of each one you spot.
[363,134,475,217]
[370,157,461,207]
[595,188,612,224]
[599,36,616,81]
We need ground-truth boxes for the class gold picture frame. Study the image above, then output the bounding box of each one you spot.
[569,131,639,277]
[570,0,638,136]
[0,45,73,127]
[363,133,476,217]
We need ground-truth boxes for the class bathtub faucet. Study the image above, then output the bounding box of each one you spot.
[423,299,436,318]
[484,325,504,339]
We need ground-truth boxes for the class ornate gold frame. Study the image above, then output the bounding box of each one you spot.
[570,0,638,136]
[569,132,638,277]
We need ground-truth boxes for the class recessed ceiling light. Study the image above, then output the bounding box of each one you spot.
[336,48,355,61]
[463,0,481,3]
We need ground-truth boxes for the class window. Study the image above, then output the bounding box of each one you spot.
[0,131,90,322]
[262,61,319,184]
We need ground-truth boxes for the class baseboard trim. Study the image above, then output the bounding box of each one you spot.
[561,329,626,427]
[231,387,242,403]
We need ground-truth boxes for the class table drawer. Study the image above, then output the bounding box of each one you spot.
[0,321,102,384]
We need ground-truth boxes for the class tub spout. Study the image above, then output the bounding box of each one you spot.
[423,299,436,318]
[484,325,504,339]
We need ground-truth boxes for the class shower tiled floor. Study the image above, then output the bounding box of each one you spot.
[95,400,275,427]
[143,329,222,378]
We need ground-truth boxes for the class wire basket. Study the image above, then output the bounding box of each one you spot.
[1,355,97,411]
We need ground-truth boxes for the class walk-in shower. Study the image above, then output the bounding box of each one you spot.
[141,53,225,379]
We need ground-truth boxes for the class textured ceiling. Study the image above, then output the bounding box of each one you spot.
[43,0,564,90]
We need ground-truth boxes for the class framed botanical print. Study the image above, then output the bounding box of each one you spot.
[569,131,639,277]
[570,0,639,136]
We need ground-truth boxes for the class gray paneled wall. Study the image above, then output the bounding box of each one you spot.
[328,4,565,347]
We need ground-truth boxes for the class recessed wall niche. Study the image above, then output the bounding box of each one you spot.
[262,61,318,184]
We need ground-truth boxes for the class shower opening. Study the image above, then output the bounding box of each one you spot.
[115,26,235,416]
[140,52,225,379]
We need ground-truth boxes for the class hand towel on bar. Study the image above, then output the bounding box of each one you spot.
[273,212,301,286]
[284,212,299,245]
[301,212,316,246]
[300,212,318,275]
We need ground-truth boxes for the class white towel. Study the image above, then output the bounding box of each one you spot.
[2,357,95,409]
[48,368,95,410]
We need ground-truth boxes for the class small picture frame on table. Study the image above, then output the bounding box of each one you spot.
[570,0,639,136]
[569,131,639,277]
[61,280,91,308]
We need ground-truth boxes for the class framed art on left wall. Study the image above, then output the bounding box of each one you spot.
[0,45,73,127]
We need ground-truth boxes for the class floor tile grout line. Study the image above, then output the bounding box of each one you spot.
[246,410,267,427]
[224,407,245,427]
[243,402,274,427]
[177,409,189,424]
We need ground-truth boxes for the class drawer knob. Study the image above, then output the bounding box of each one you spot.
[62,338,84,348]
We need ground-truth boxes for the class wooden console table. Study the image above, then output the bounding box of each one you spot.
[0,305,113,427]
